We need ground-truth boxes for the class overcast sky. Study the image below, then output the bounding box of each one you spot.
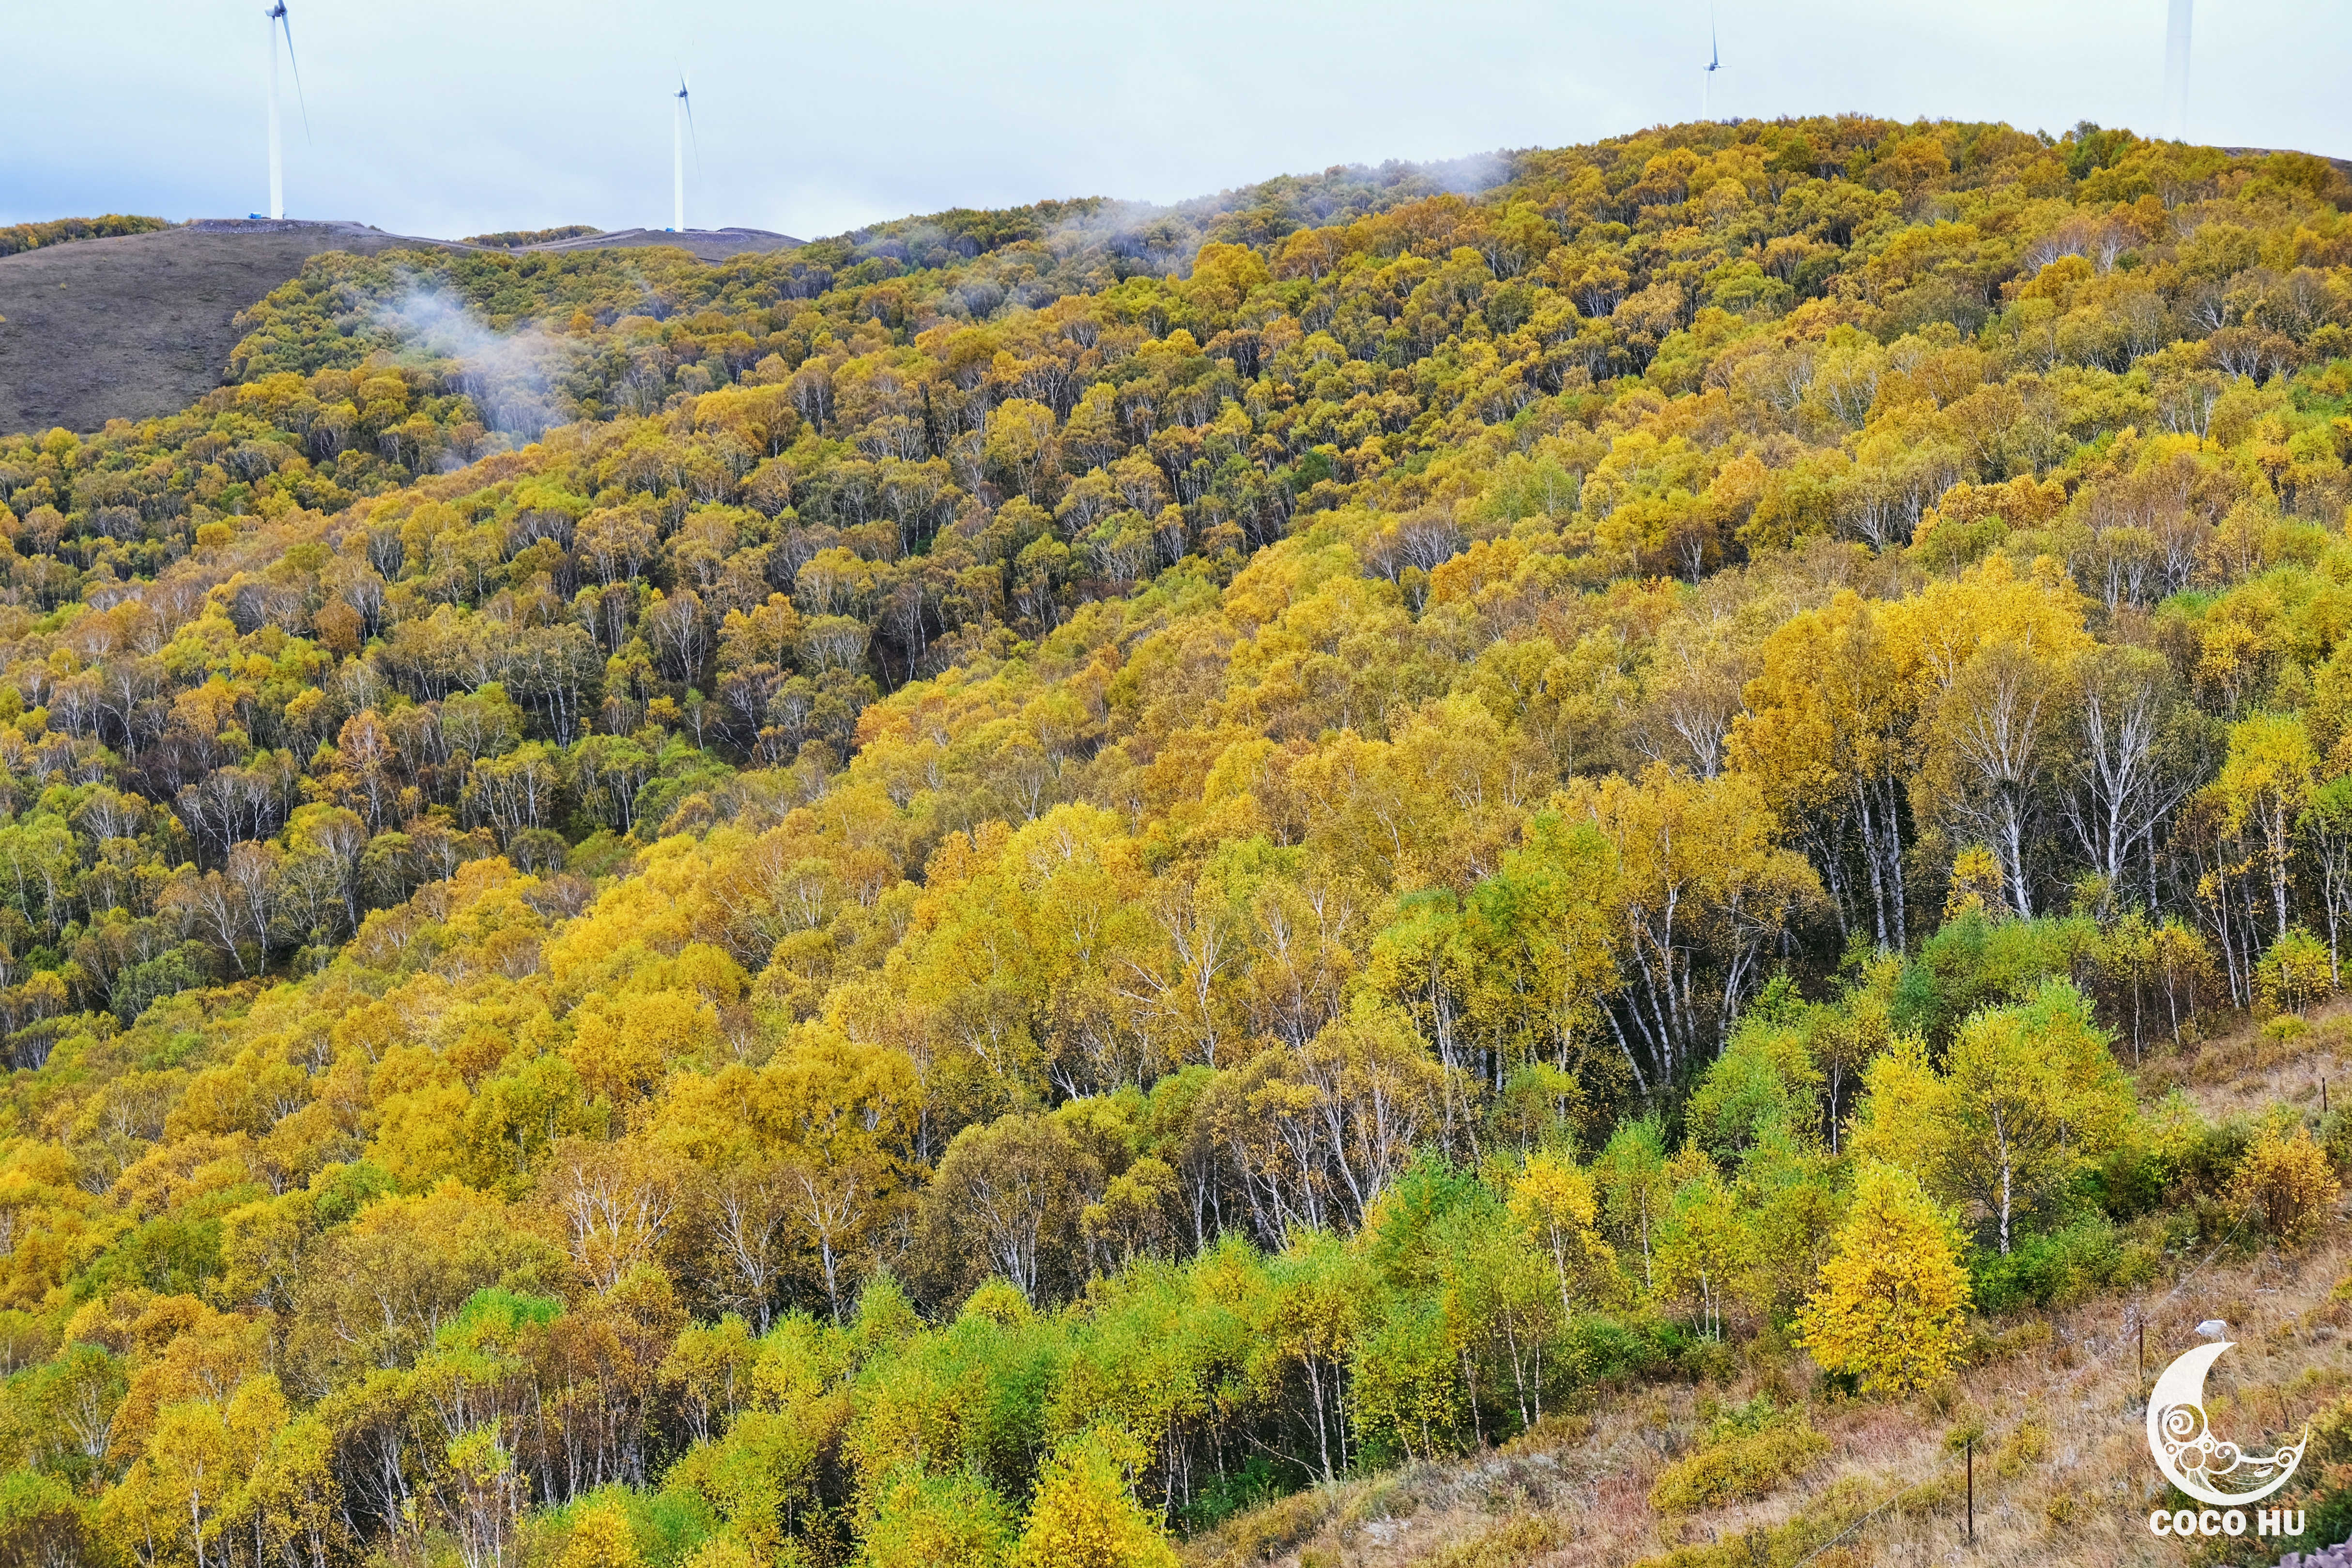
[6,1,2346,242]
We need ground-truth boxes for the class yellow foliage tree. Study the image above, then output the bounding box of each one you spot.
[1507,1152,1615,1318]
[2230,1121,2342,1245]
[1014,1430,1177,1568]
[2255,927,2334,1017]
[861,1464,1014,1568]
[1799,1161,1970,1397]
[1843,1036,1950,1186]
[1943,844,2007,921]
[560,1500,645,1568]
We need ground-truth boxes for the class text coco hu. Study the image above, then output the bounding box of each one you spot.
[2149,1508,2306,1539]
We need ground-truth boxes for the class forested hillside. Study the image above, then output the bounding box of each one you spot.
[2,114,2352,1567]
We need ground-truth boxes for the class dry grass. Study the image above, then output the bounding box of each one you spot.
[2143,1002,2352,1125]
[0,224,444,434]
[1184,1480,1369,1568]
[1186,1015,2352,1568]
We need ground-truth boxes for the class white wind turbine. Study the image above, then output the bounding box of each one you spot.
[672,75,700,232]
[1702,10,1721,122]
[263,1,311,220]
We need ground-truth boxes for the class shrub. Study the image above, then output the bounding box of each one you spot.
[2280,1392,2352,1547]
[2324,1109,2352,1176]
[2175,1117,2257,1198]
[1893,911,2095,1047]
[2089,1093,2209,1218]
[1195,1485,1338,1568]
[1994,1417,2047,1477]
[1649,1420,1830,1513]
[556,1501,646,1568]
[464,225,603,247]
[1424,1515,1563,1567]
[2230,1122,2342,1245]
[1171,1456,1291,1537]
[1560,1311,1680,1383]
[860,1465,1014,1568]
[1972,1218,2155,1313]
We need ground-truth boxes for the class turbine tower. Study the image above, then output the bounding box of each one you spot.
[263,2,308,220]
[2163,0,2193,141]
[672,76,697,232]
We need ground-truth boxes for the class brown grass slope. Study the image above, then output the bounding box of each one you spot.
[519,225,802,259]
[0,218,800,436]
[0,220,454,436]
[1188,1019,2352,1568]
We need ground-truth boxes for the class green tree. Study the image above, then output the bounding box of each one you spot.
[1938,981,2131,1255]
[1593,1115,1670,1290]
[1653,1144,1746,1340]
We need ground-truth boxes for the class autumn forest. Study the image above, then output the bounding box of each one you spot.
[4,114,2352,1566]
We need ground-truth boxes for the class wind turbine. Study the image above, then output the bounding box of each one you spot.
[1703,10,1721,123]
[263,2,310,220]
[672,75,699,232]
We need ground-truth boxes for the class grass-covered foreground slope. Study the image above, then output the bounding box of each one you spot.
[1189,1027,2352,1568]
[0,114,2350,1564]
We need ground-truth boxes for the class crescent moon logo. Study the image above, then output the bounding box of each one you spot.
[2145,1340,2306,1506]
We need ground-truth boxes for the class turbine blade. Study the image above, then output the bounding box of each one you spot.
[684,89,701,174]
[279,11,313,146]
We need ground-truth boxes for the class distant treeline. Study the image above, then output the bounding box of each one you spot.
[462,225,604,248]
[0,215,169,258]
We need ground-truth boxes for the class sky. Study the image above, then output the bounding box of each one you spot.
[6,1,2347,242]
